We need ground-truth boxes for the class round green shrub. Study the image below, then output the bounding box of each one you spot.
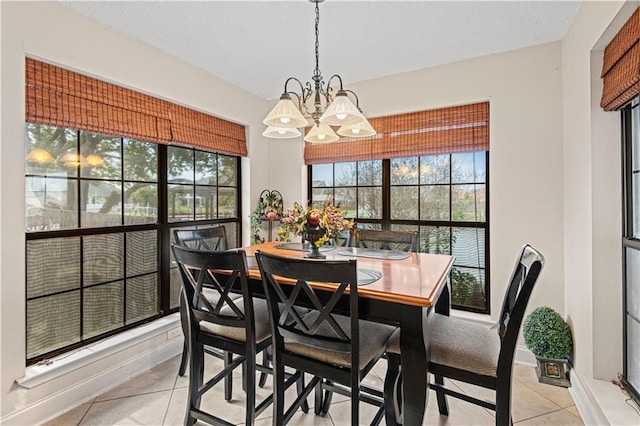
[522,306,573,359]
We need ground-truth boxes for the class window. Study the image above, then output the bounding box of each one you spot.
[310,150,489,313]
[622,98,640,406]
[166,145,240,310]
[167,146,238,222]
[25,124,241,363]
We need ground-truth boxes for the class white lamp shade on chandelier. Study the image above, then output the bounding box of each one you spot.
[319,91,366,126]
[304,122,339,143]
[263,96,308,128]
[337,118,377,138]
[262,126,302,139]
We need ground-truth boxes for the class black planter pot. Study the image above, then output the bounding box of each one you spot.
[535,356,571,387]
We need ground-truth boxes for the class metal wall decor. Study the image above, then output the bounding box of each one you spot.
[258,189,283,220]
[251,189,284,243]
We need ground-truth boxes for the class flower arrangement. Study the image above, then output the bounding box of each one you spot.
[278,195,354,247]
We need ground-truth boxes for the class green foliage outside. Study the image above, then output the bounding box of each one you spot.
[27,124,238,229]
[522,306,573,359]
[450,268,479,305]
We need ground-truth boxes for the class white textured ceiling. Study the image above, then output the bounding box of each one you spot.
[59,1,582,100]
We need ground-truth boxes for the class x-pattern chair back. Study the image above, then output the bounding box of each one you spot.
[172,227,236,378]
[256,250,396,425]
[172,244,279,426]
[491,244,545,390]
[173,246,251,329]
[354,229,418,252]
[256,251,358,354]
[385,244,545,426]
[497,245,544,342]
[174,226,229,252]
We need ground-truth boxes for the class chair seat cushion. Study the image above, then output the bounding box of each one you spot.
[386,313,500,377]
[201,287,241,304]
[200,297,271,344]
[285,310,397,370]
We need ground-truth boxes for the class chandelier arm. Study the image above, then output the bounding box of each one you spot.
[302,82,314,106]
[325,74,345,104]
[284,90,303,107]
[283,77,312,116]
[325,74,344,91]
[283,77,306,96]
[342,89,361,110]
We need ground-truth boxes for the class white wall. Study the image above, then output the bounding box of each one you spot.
[271,42,567,324]
[562,0,632,381]
[0,1,269,418]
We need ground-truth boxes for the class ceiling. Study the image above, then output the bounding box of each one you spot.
[59,1,582,100]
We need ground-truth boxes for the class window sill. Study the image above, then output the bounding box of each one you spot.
[450,309,495,327]
[16,313,181,389]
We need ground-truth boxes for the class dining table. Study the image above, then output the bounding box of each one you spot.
[241,241,455,425]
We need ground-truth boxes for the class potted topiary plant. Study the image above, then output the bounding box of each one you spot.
[522,306,573,387]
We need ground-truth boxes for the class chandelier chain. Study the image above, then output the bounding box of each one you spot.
[314,0,321,78]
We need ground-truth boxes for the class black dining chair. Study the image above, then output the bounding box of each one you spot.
[255,250,397,425]
[172,244,274,425]
[351,229,418,252]
[313,228,418,416]
[174,225,229,251]
[384,244,545,426]
[174,226,241,379]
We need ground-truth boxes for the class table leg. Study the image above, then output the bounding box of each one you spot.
[434,276,451,316]
[400,305,429,425]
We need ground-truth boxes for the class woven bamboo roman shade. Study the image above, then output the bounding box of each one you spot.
[169,104,247,156]
[600,8,640,111]
[304,101,489,164]
[25,58,247,156]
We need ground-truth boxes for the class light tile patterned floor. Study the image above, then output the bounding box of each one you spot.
[44,355,583,425]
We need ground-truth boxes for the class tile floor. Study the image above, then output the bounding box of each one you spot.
[44,355,583,425]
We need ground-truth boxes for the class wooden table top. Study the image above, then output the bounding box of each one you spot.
[242,241,454,308]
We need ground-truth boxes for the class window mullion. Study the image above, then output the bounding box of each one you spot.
[158,144,170,315]
[382,159,390,229]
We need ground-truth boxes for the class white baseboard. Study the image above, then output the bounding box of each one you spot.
[570,370,640,425]
[569,370,610,425]
[17,314,182,389]
[1,337,182,425]
[515,345,537,366]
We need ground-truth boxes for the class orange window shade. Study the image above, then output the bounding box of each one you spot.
[25,58,247,156]
[600,8,640,112]
[169,104,247,157]
[304,101,489,164]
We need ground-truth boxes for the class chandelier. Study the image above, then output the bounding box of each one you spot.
[262,0,376,143]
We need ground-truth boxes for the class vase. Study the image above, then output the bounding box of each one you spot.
[304,226,326,259]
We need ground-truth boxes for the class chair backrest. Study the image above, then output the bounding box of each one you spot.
[172,244,255,333]
[336,229,352,247]
[174,226,229,251]
[255,250,359,359]
[352,229,418,252]
[496,245,544,370]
